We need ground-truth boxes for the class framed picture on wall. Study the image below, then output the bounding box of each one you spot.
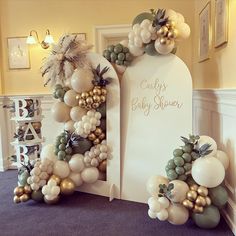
[72,33,86,40]
[199,2,211,62]
[215,0,229,47]
[7,37,30,69]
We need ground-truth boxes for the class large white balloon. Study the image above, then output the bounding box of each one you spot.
[64,120,75,132]
[168,204,189,225]
[69,154,85,173]
[81,167,99,184]
[214,150,229,170]
[169,180,189,203]
[64,89,78,107]
[53,160,70,179]
[70,106,87,122]
[146,175,169,197]
[71,68,94,93]
[41,144,57,163]
[154,39,175,55]
[192,156,225,188]
[197,135,217,157]
[51,102,71,123]
[69,172,83,187]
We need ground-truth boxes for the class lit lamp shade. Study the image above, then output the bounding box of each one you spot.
[44,35,54,44]
[26,35,37,44]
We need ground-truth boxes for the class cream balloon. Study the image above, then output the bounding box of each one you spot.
[64,89,78,107]
[176,13,185,24]
[169,180,189,203]
[71,68,94,93]
[128,44,144,57]
[167,203,189,225]
[64,120,75,132]
[148,209,157,219]
[53,160,70,179]
[158,197,170,209]
[40,144,57,163]
[197,135,217,157]
[214,150,229,170]
[81,167,99,184]
[165,9,178,22]
[64,78,72,89]
[68,154,85,173]
[148,198,161,212]
[69,172,83,187]
[177,23,191,39]
[154,39,175,55]
[70,106,87,122]
[157,209,169,221]
[146,175,169,197]
[192,156,225,188]
[51,102,71,123]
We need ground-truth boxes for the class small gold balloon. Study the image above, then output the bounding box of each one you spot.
[205,196,212,206]
[168,20,176,28]
[160,37,168,45]
[187,190,198,201]
[86,97,93,105]
[93,95,101,103]
[182,199,194,210]
[89,91,94,96]
[195,196,206,207]
[76,94,81,100]
[197,186,208,197]
[44,196,60,205]
[86,104,92,109]
[98,160,107,172]
[95,128,102,136]
[60,178,75,195]
[88,133,96,141]
[99,133,106,140]
[81,92,89,99]
[93,88,102,96]
[20,193,30,202]
[156,28,164,36]
[93,138,101,145]
[100,95,106,103]
[190,184,199,191]
[14,186,24,197]
[193,205,204,213]
[101,88,107,96]
[92,103,99,109]
[50,174,61,185]
[24,185,32,194]
[79,99,86,107]
[161,26,168,36]
[13,195,21,204]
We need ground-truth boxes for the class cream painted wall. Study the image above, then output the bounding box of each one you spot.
[192,0,236,88]
[0,0,194,95]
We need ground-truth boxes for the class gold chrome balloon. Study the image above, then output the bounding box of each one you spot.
[95,128,102,136]
[60,178,75,195]
[160,37,167,45]
[98,160,107,173]
[93,138,100,145]
[14,186,24,197]
[182,199,194,210]
[101,89,107,96]
[81,92,89,99]
[86,97,93,105]
[196,196,206,207]
[13,195,21,204]
[93,87,102,96]
[50,174,61,185]
[187,190,197,201]
[23,185,32,194]
[193,205,204,213]
[88,133,96,141]
[205,196,212,206]
[197,186,208,197]
[100,95,106,103]
[20,193,30,202]
[190,184,199,191]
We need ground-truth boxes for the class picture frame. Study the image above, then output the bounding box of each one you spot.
[7,37,30,69]
[215,0,228,47]
[199,2,211,62]
[72,33,86,40]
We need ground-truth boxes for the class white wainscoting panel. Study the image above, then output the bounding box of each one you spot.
[193,89,236,235]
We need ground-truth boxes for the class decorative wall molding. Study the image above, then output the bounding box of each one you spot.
[193,89,236,235]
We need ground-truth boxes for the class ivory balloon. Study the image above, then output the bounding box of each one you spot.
[157,209,169,221]
[177,23,191,39]
[169,180,189,203]
[69,172,83,187]
[215,150,229,170]
[64,89,78,107]
[197,135,217,157]
[146,175,169,197]
[64,78,72,89]
[176,13,185,24]
[68,154,85,173]
[148,209,157,219]
[120,39,128,47]
[154,39,175,55]
[40,144,57,163]
[158,197,170,209]
[81,167,99,184]
[192,156,225,188]
[165,9,178,22]
[51,102,70,123]
[148,198,161,212]
[167,203,189,225]
[70,106,87,122]
[128,45,144,57]
[64,120,75,132]
[71,68,94,93]
[53,160,70,179]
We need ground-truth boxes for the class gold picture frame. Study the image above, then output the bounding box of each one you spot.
[215,0,229,48]
[199,2,211,62]
[7,37,30,69]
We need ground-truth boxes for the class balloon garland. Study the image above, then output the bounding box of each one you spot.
[146,135,229,229]
[14,34,112,205]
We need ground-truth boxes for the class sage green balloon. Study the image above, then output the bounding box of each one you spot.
[132,12,154,26]
[192,205,220,229]
[144,41,159,56]
[209,185,228,208]
[18,171,30,186]
[31,189,44,202]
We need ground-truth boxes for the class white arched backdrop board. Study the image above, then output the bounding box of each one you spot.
[121,54,192,203]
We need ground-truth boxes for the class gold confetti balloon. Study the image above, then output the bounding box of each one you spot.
[60,178,75,195]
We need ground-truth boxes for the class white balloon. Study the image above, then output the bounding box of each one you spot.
[42,185,49,195]
[215,150,229,170]
[177,23,191,39]
[69,172,83,187]
[176,13,185,24]
[64,120,75,132]
[149,199,161,212]
[157,209,169,221]
[148,209,157,219]
[146,175,169,197]
[165,9,178,22]
[81,167,99,184]
[128,31,135,40]
[128,45,144,57]
[158,197,170,209]
[51,102,71,123]
[169,180,189,203]
[197,135,217,157]
[51,186,60,196]
[53,160,70,179]
[64,89,78,107]
[168,204,189,225]
[154,39,175,55]
[192,156,225,188]
[69,154,85,173]
[134,36,143,47]
[141,29,151,41]
[140,19,151,28]
[41,144,57,163]
[70,106,87,122]
[71,68,94,93]
[133,26,142,35]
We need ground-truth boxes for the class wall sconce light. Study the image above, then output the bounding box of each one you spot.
[26,29,54,49]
